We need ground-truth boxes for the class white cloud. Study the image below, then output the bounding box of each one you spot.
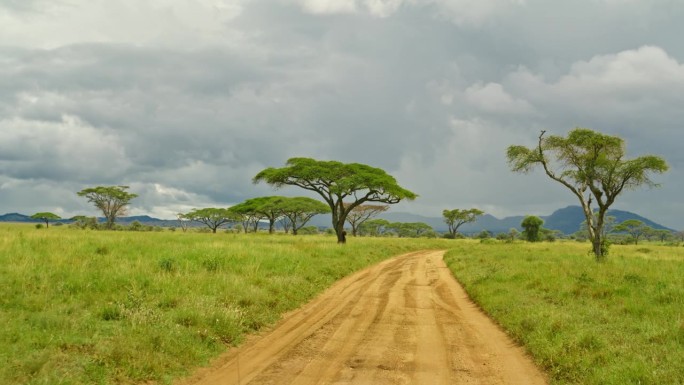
[464,82,535,115]
[0,0,247,49]
[292,0,359,14]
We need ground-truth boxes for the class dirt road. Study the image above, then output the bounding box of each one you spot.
[181,250,547,385]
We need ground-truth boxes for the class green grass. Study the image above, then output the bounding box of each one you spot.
[444,240,684,385]
[0,224,448,385]
[4,224,684,385]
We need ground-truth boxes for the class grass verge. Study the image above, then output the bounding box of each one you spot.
[444,240,684,385]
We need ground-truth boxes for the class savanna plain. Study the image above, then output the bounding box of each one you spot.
[1,223,683,385]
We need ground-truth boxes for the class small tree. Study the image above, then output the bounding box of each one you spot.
[232,196,287,234]
[77,186,138,230]
[182,208,238,233]
[228,204,266,233]
[442,208,484,238]
[30,212,61,228]
[358,218,390,237]
[254,158,417,243]
[508,228,520,242]
[613,219,652,245]
[651,229,673,243]
[177,213,190,232]
[345,204,389,236]
[507,128,667,260]
[521,216,544,242]
[387,222,433,238]
[279,197,330,235]
[70,215,98,230]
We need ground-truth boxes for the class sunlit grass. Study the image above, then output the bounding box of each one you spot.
[0,224,448,385]
[4,223,683,385]
[445,240,684,385]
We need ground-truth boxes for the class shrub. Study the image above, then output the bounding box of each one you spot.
[35,224,44,229]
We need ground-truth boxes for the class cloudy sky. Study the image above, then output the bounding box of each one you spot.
[1,0,683,229]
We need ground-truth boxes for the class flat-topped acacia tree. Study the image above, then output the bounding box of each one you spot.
[254,157,417,243]
[30,212,61,228]
[442,208,484,238]
[507,128,668,260]
[181,208,238,233]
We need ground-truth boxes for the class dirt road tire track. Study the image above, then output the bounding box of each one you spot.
[179,250,547,385]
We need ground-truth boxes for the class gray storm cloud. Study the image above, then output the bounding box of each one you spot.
[0,0,682,228]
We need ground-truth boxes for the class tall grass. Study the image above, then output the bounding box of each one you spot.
[445,240,684,385]
[0,224,448,385]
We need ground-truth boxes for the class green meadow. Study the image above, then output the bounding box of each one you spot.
[2,224,683,385]
[445,241,684,385]
[0,224,447,385]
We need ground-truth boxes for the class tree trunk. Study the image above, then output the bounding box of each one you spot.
[335,221,346,244]
[268,219,275,234]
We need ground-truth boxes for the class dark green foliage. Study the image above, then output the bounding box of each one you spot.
[181,208,239,233]
[254,157,416,243]
[521,216,544,242]
[30,212,61,228]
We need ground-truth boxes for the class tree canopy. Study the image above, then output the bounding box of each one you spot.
[442,208,484,238]
[345,204,389,236]
[507,128,668,260]
[254,157,417,243]
[231,196,288,234]
[30,212,61,228]
[521,215,544,242]
[182,208,238,233]
[279,197,330,235]
[613,219,652,245]
[77,186,138,230]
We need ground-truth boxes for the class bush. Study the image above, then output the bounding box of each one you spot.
[35,224,44,229]
[298,226,319,235]
[128,221,144,231]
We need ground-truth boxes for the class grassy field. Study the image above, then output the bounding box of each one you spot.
[0,224,448,385]
[445,240,684,385]
[3,224,683,385]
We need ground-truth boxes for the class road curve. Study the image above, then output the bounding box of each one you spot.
[179,250,547,385]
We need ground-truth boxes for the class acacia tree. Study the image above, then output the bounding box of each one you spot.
[77,186,138,230]
[182,208,238,233]
[387,222,434,238]
[507,128,668,260]
[228,203,266,233]
[232,196,287,234]
[358,218,390,237]
[254,158,417,243]
[521,215,544,242]
[30,212,61,228]
[345,204,389,236]
[280,197,330,235]
[613,219,652,245]
[442,208,484,238]
[651,229,673,243]
[176,213,190,232]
